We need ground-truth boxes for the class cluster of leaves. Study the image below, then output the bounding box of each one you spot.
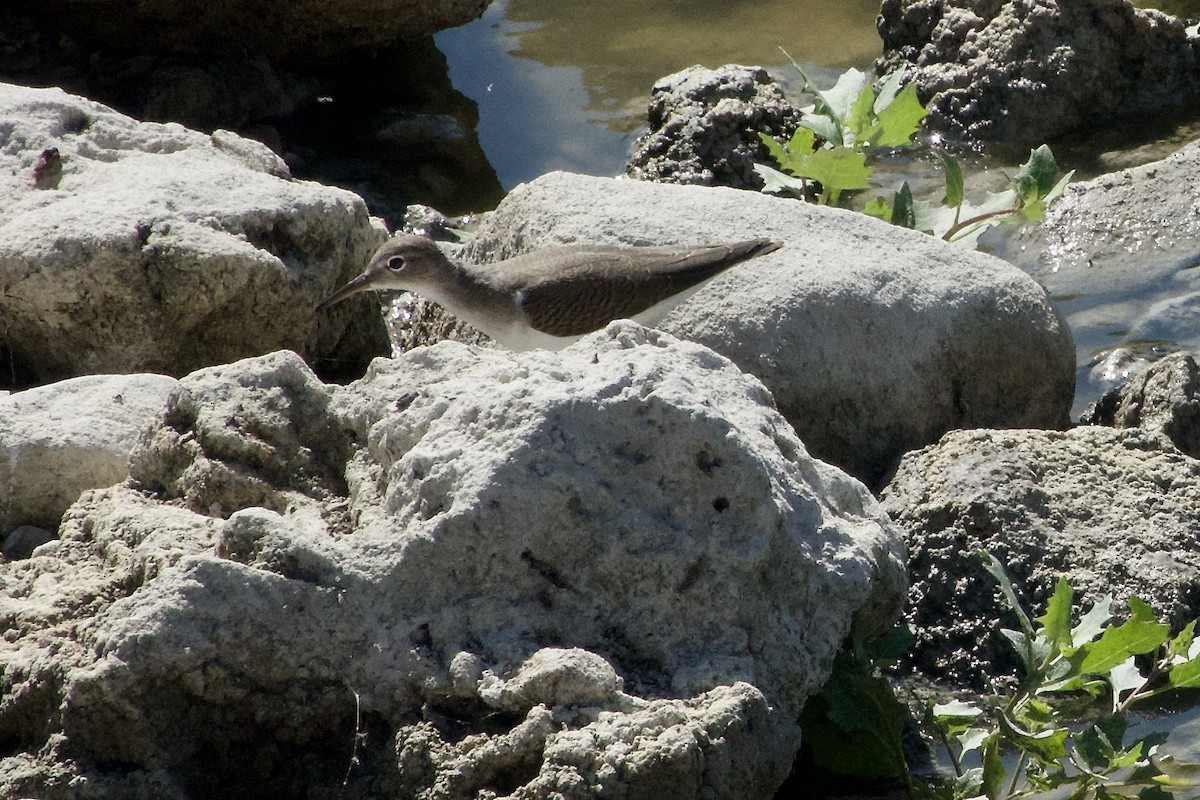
[756,59,1073,246]
[930,553,1200,799]
[804,552,1200,800]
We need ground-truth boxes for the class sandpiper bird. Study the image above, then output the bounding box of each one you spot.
[316,235,782,351]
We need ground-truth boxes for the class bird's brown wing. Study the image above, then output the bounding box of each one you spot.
[501,240,780,337]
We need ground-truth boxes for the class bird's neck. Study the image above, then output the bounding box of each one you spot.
[418,258,521,335]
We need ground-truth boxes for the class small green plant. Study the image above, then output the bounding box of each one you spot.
[803,552,1200,799]
[756,58,1073,246]
[867,147,1073,246]
[755,54,927,205]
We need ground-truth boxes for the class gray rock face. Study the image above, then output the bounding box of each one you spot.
[626,65,800,189]
[459,171,1075,487]
[15,0,490,62]
[1013,138,1200,406]
[876,0,1200,144]
[1081,352,1200,458]
[0,82,389,388]
[0,337,905,798]
[881,426,1200,686]
[0,373,177,534]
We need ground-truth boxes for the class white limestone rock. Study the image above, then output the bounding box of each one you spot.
[0,334,905,798]
[0,82,389,388]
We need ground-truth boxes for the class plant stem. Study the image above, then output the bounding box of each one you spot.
[943,207,1016,242]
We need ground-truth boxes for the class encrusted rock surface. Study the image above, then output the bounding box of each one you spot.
[0,334,905,798]
[1081,351,1200,457]
[626,64,800,189]
[881,426,1200,686]
[0,82,389,389]
[876,0,1200,144]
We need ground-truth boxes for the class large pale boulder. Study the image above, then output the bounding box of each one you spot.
[881,426,1200,687]
[0,373,177,535]
[0,82,389,389]
[0,333,904,798]
[876,0,1200,144]
[455,171,1074,487]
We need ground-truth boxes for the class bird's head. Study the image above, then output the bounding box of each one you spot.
[315,235,452,312]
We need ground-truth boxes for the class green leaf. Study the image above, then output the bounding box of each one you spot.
[1167,654,1200,689]
[933,700,984,719]
[820,68,869,132]
[844,84,876,148]
[873,69,907,115]
[939,151,964,209]
[1168,620,1195,661]
[799,115,841,147]
[799,662,910,779]
[1037,578,1076,653]
[861,197,892,223]
[997,713,1070,761]
[958,726,991,754]
[981,552,1036,642]
[753,164,809,197]
[1076,617,1171,676]
[1011,144,1060,206]
[891,182,916,229]
[981,735,1006,799]
[1110,656,1148,704]
[1072,595,1115,648]
[1128,597,1158,624]
[862,83,927,148]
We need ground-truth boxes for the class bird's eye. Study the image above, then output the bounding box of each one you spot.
[386,256,405,272]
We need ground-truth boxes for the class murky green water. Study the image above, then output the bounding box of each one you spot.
[436,0,881,188]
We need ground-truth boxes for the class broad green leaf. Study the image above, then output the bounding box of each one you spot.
[1011,144,1060,206]
[862,197,892,223]
[934,700,984,719]
[940,151,964,209]
[799,115,841,147]
[844,84,876,148]
[1128,597,1158,624]
[874,68,907,115]
[820,67,869,131]
[1036,578,1075,652]
[1167,654,1200,689]
[981,735,1006,799]
[1109,656,1147,706]
[1073,595,1115,648]
[857,622,914,663]
[892,182,916,229]
[1076,618,1171,676]
[958,726,991,754]
[1076,722,1121,769]
[997,713,1070,761]
[862,83,927,148]
[753,164,809,197]
[1168,620,1195,662]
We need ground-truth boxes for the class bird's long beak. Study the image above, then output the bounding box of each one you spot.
[315,272,375,313]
